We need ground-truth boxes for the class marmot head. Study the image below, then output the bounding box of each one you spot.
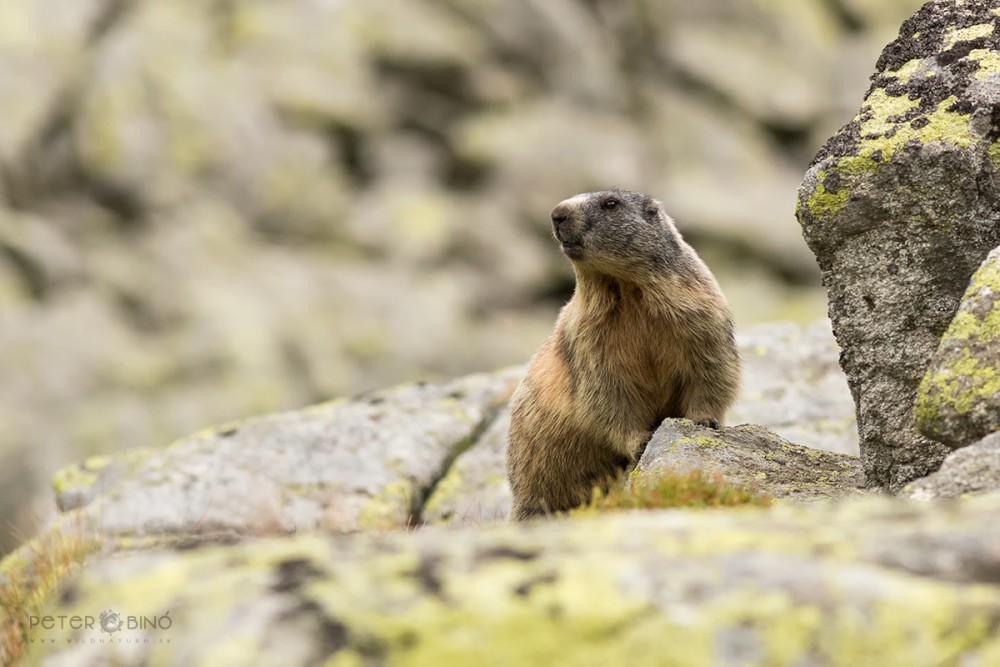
[550,189,680,279]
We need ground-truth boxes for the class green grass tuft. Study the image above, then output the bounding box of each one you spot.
[0,520,97,666]
[577,469,772,514]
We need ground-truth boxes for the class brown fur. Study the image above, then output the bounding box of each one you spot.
[506,190,741,520]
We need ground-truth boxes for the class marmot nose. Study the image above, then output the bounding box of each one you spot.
[551,204,571,229]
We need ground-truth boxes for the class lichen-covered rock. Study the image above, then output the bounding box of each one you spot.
[20,495,1000,666]
[916,246,1000,446]
[638,420,864,501]
[53,447,154,512]
[904,432,1000,500]
[796,0,1000,490]
[55,369,518,539]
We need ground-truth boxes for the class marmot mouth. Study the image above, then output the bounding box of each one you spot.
[561,243,584,259]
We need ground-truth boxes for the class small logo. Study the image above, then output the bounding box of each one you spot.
[99,609,123,634]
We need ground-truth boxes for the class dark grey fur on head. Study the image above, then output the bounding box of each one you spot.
[550,189,686,281]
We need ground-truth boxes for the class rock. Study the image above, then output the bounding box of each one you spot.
[16,494,1000,666]
[796,0,1000,490]
[55,369,519,539]
[421,407,513,526]
[643,88,815,279]
[916,246,1000,447]
[903,432,1000,500]
[52,320,856,533]
[0,0,107,170]
[654,0,841,128]
[638,420,864,501]
[77,1,353,230]
[732,320,857,455]
[52,448,154,513]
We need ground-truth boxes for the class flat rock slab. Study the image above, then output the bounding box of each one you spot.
[639,420,865,501]
[20,495,1000,666]
[59,369,519,539]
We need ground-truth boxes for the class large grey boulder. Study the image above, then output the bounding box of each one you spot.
[797,0,1000,491]
[54,369,519,539]
[15,494,1000,666]
[916,245,1000,447]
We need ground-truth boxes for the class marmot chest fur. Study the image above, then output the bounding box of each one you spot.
[506,189,741,520]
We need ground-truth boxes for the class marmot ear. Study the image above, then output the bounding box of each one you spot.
[644,198,662,218]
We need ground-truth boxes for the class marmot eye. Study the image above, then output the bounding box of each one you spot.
[602,198,618,210]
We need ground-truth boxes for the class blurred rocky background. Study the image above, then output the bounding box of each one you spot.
[0,0,922,553]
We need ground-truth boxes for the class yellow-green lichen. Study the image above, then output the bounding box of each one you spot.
[942,23,995,51]
[805,88,980,222]
[917,349,1000,424]
[858,88,920,140]
[692,435,726,447]
[358,480,415,530]
[969,49,1000,79]
[836,154,881,175]
[944,258,1000,343]
[801,155,882,219]
[797,69,980,220]
[23,504,1000,666]
[818,582,996,667]
[859,92,974,160]
[917,251,1000,432]
[805,182,850,218]
[420,466,464,520]
[989,141,1000,170]
[885,58,925,85]
[51,457,111,496]
[945,302,1000,345]
[51,448,155,498]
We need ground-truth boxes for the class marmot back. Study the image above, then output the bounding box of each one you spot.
[505,189,741,520]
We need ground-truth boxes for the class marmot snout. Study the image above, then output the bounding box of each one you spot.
[506,189,741,521]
